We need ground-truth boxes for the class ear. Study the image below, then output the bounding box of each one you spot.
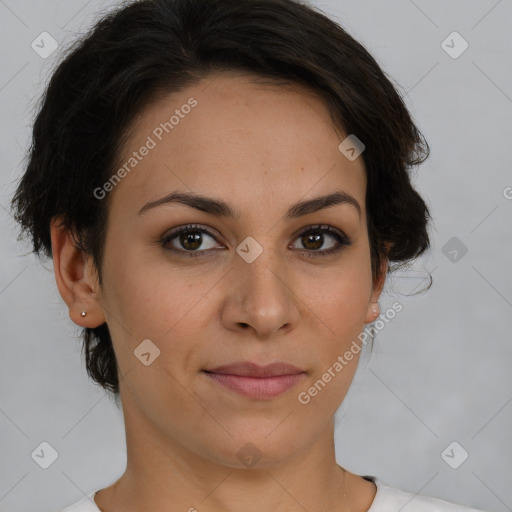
[50,216,106,328]
[364,244,391,324]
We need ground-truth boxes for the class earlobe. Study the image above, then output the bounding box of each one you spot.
[364,255,389,324]
[50,217,105,328]
[364,301,381,324]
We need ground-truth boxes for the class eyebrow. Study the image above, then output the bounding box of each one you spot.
[137,189,361,220]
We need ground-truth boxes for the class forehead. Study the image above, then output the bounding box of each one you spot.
[109,71,367,218]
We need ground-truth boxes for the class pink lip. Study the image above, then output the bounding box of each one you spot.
[203,361,306,400]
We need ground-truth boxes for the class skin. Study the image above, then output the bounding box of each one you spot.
[51,71,388,512]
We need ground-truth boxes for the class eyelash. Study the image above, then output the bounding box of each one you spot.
[160,223,351,258]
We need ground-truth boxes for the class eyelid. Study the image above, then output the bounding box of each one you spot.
[160,223,224,254]
[290,224,351,254]
[291,224,347,242]
[160,223,351,257]
[162,223,222,242]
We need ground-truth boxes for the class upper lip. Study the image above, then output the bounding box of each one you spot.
[204,361,305,377]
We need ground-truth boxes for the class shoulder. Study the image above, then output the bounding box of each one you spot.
[366,476,487,512]
[57,491,101,512]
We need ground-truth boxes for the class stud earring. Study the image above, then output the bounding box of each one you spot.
[372,304,379,316]
[81,311,87,318]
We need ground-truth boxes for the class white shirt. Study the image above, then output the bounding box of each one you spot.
[58,476,486,512]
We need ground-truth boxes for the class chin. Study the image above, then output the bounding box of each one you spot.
[194,426,310,470]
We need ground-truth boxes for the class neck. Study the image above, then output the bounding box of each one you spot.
[96,406,355,512]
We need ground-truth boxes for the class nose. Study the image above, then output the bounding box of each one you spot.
[221,243,300,339]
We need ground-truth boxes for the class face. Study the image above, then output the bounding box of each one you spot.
[81,72,385,468]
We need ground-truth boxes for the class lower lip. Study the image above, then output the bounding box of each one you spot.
[203,371,306,399]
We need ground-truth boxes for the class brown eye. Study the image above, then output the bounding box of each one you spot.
[300,232,324,250]
[161,224,223,256]
[178,231,203,251]
[160,223,351,258]
[291,225,351,256]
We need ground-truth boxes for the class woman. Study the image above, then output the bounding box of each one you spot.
[10,0,486,511]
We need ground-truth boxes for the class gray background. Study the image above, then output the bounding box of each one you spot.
[0,1,511,511]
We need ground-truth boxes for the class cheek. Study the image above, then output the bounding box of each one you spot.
[295,269,371,414]
[100,247,221,385]
[103,239,373,337]
[299,256,372,395]
[100,224,373,362]
[302,256,373,334]
[100,229,193,332]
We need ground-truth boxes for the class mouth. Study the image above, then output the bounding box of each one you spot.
[202,361,307,400]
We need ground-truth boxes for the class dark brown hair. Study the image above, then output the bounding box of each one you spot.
[11,0,431,397]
